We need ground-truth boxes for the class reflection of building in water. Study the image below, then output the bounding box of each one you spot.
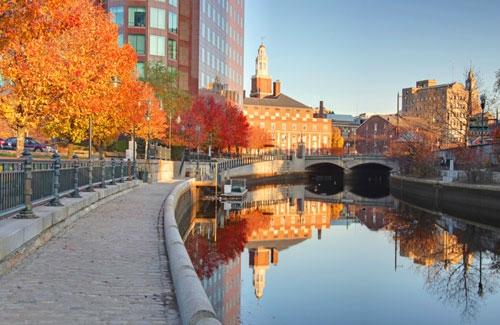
[399,230,472,267]
[355,206,389,231]
[202,256,241,325]
[240,198,343,298]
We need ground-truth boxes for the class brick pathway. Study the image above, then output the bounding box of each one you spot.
[0,183,180,324]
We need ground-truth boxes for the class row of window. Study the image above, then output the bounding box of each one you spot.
[201,23,243,66]
[201,0,244,38]
[135,62,176,79]
[253,121,330,132]
[128,34,177,60]
[199,69,242,89]
[200,48,242,84]
[110,6,178,33]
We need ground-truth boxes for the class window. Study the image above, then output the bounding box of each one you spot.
[150,8,166,29]
[150,35,165,56]
[109,6,124,26]
[117,33,124,47]
[128,7,146,27]
[136,62,145,79]
[168,39,177,60]
[169,0,178,7]
[168,12,178,33]
[128,34,145,55]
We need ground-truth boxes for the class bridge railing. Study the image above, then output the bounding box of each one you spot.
[0,150,138,219]
[305,154,390,160]
[181,153,292,181]
[216,153,291,172]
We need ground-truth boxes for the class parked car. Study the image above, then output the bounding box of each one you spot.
[0,138,6,150]
[3,137,54,152]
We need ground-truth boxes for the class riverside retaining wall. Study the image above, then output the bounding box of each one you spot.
[391,175,500,225]
[163,179,221,325]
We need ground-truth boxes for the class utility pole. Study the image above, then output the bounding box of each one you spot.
[396,92,400,138]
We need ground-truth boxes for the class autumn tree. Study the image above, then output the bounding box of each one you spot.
[248,126,272,154]
[174,95,249,152]
[0,0,138,156]
[141,62,191,145]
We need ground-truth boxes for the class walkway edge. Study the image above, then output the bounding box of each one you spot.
[0,180,143,276]
[164,179,221,325]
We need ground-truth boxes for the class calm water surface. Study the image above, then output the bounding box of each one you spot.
[181,177,500,325]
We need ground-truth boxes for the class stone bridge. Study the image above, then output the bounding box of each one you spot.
[304,155,399,173]
[181,154,399,182]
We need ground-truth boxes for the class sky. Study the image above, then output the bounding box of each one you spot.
[243,0,500,115]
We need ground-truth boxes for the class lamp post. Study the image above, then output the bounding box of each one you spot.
[195,125,201,178]
[480,94,487,145]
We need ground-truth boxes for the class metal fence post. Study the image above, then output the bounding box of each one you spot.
[18,149,36,218]
[111,158,116,185]
[119,159,124,183]
[88,159,94,192]
[50,152,62,206]
[127,159,132,181]
[132,159,137,180]
[72,154,81,198]
[100,159,106,188]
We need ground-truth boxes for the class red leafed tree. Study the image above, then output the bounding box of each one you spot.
[174,95,249,152]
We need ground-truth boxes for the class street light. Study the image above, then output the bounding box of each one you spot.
[480,94,487,145]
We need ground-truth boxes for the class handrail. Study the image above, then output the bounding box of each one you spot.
[0,152,138,219]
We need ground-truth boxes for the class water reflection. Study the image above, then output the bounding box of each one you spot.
[182,180,500,324]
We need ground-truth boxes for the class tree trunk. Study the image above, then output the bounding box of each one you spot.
[16,128,26,158]
[98,142,104,160]
[67,143,74,159]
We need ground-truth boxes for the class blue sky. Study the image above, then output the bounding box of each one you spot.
[243,0,500,115]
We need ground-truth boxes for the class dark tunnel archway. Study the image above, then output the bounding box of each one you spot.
[349,163,391,198]
[306,163,344,196]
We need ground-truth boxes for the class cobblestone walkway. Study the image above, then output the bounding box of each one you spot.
[0,183,180,324]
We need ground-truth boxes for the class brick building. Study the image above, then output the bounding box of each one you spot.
[356,114,430,155]
[104,0,244,103]
[401,70,481,144]
[243,44,342,154]
[104,0,180,79]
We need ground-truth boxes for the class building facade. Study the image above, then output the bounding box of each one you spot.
[243,44,341,154]
[326,113,361,154]
[179,0,244,103]
[104,0,180,79]
[401,71,481,144]
[356,114,430,155]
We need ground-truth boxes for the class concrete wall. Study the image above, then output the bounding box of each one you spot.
[221,158,305,181]
[163,180,221,325]
[136,160,177,182]
[391,175,500,226]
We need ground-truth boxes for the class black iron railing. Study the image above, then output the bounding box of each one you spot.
[0,150,139,219]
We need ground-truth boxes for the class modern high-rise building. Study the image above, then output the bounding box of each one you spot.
[104,0,180,79]
[179,0,245,103]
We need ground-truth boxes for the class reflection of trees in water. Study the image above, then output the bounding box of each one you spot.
[185,209,271,280]
[185,216,247,279]
[386,204,500,321]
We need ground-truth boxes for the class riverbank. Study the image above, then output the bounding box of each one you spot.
[163,179,221,325]
[390,175,500,226]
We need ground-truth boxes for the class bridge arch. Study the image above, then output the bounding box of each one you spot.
[348,161,394,170]
[305,161,344,172]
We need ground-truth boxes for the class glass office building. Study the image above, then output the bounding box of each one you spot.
[179,0,244,104]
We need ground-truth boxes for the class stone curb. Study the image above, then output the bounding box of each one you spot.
[163,179,221,325]
[0,180,142,275]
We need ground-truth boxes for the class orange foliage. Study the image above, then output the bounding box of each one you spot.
[0,0,165,153]
[248,126,273,150]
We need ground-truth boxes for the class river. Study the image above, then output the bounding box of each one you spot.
[179,174,500,324]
